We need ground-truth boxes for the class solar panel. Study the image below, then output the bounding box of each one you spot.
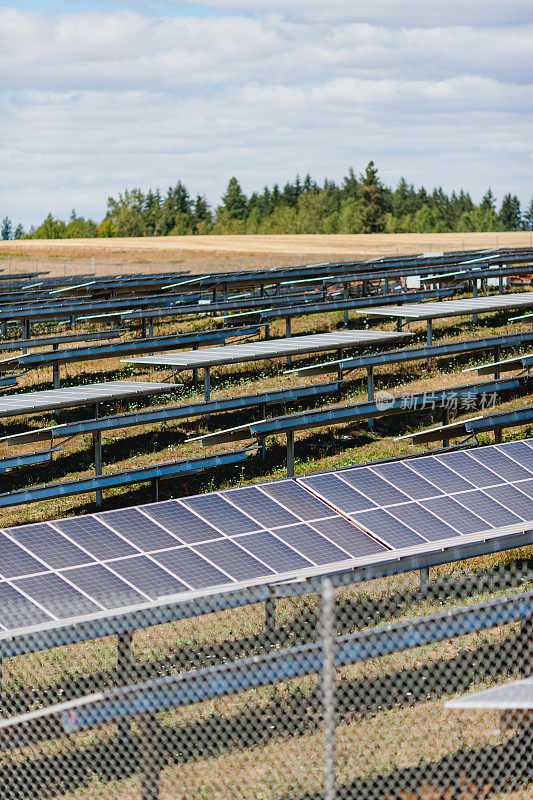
[2,437,533,640]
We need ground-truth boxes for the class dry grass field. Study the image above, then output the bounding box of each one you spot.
[1,231,532,276]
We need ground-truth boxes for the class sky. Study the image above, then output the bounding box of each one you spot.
[1,1,532,228]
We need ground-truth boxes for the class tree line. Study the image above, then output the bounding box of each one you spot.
[2,162,533,240]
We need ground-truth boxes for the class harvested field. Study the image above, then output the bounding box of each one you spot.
[1,232,532,276]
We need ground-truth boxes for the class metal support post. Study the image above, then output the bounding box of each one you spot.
[472,280,478,324]
[495,427,503,444]
[286,430,295,477]
[384,277,389,295]
[192,343,198,389]
[265,586,276,641]
[396,317,403,332]
[264,323,270,340]
[442,407,450,448]
[321,578,336,800]
[141,318,147,338]
[343,283,349,326]
[427,319,434,367]
[148,319,154,339]
[420,566,430,595]
[519,615,533,678]
[139,711,160,800]
[94,430,102,508]
[117,631,134,749]
[203,367,210,403]
[286,316,292,367]
[493,345,501,380]
[367,366,374,430]
[53,362,60,390]
[499,276,504,295]
[152,478,160,502]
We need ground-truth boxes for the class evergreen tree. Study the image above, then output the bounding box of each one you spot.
[359,161,386,233]
[219,177,248,221]
[1,217,12,240]
[13,224,24,239]
[499,193,522,230]
[524,196,533,231]
[342,167,359,199]
[481,188,496,211]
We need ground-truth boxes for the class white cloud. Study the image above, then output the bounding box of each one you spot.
[0,6,532,226]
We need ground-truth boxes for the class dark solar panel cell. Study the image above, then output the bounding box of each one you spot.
[0,582,53,628]
[98,508,180,551]
[222,486,299,527]
[144,501,221,544]
[151,548,230,589]
[0,536,48,579]
[437,451,502,488]
[6,523,94,570]
[340,468,410,505]
[350,509,425,548]
[469,448,531,481]
[182,495,260,536]
[299,473,376,513]
[483,485,533,521]
[388,503,459,542]
[261,480,334,520]
[274,524,351,564]
[373,462,444,500]
[455,490,521,527]
[106,556,188,599]
[62,564,146,609]
[513,478,533,499]
[194,539,271,581]
[407,456,475,493]
[238,531,312,571]
[311,516,388,557]
[498,441,533,472]
[421,496,489,535]
[15,573,101,618]
[54,517,137,560]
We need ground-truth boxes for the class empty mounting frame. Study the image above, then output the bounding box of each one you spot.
[123,330,412,370]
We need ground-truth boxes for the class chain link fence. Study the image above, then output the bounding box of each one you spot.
[0,556,532,800]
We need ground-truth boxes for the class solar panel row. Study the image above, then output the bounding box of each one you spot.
[0,438,533,636]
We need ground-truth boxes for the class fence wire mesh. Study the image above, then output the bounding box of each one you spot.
[0,554,532,800]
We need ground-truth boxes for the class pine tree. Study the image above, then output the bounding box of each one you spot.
[524,196,533,230]
[359,161,386,233]
[499,193,522,230]
[1,217,12,240]
[13,224,24,239]
[220,177,248,221]
[481,188,496,211]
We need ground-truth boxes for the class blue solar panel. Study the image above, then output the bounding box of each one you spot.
[62,564,146,609]
[340,468,411,505]
[454,490,521,527]
[221,487,300,528]
[349,509,425,548]
[98,508,181,551]
[53,518,137,561]
[406,456,474,493]
[236,531,312,571]
[0,582,52,628]
[310,517,388,557]
[0,536,50,578]
[273,524,352,564]
[513,478,533,499]
[151,548,230,589]
[468,448,532,482]
[387,503,460,542]
[109,556,188,599]
[420,496,489,535]
[371,461,444,500]
[483,485,533,521]
[298,473,376,513]
[5,523,94,570]
[182,495,261,536]
[194,539,272,581]
[498,441,533,471]
[261,480,334,520]
[437,451,503,488]
[14,573,101,618]
[143,501,222,544]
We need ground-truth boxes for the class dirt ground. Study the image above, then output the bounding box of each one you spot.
[1,232,532,277]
